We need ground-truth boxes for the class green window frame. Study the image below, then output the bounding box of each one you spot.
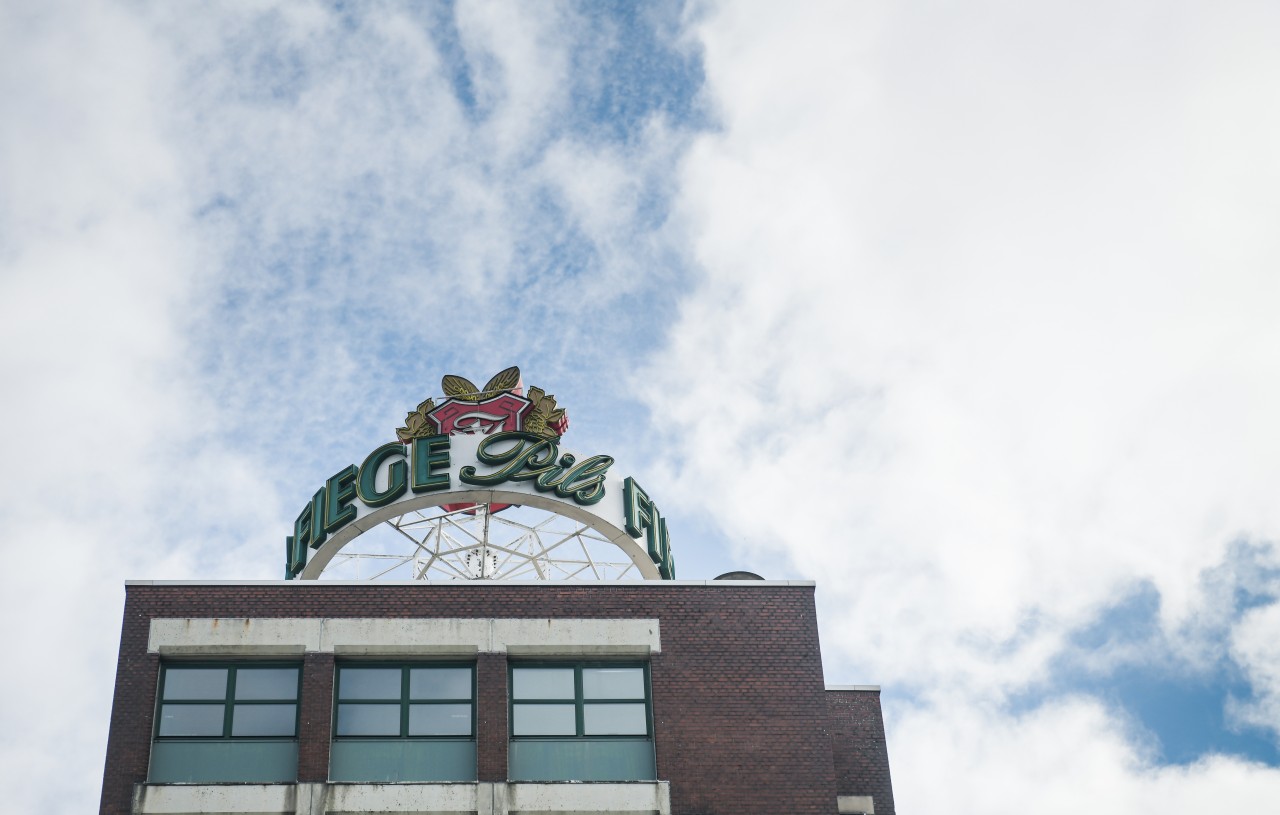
[150,662,301,783]
[333,663,475,739]
[508,662,655,782]
[509,663,652,738]
[154,663,301,740]
[330,663,477,782]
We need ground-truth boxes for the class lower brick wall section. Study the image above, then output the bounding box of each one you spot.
[101,582,871,815]
[827,690,895,815]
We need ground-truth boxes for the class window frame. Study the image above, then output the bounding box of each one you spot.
[332,662,476,741]
[153,662,302,741]
[508,661,653,740]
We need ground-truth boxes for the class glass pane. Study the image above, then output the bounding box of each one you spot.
[337,703,401,736]
[339,668,401,700]
[409,704,472,736]
[158,704,225,736]
[512,668,574,700]
[231,704,297,736]
[410,668,472,700]
[512,704,576,736]
[235,668,298,700]
[584,703,648,735]
[163,668,227,700]
[582,668,645,699]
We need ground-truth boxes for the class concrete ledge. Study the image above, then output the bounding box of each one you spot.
[150,619,317,656]
[133,783,294,814]
[323,618,487,655]
[498,619,659,656]
[826,685,881,692]
[324,782,477,814]
[149,618,661,656]
[504,782,670,814]
[133,782,672,815]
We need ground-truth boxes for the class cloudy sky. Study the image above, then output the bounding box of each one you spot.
[3,0,1280,811]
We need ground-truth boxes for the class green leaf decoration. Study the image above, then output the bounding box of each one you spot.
[483,366,521,394]
[442,375,479,400]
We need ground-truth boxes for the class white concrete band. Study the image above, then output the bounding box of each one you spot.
[133,782,294,814]
[148,617,661,656]
[133,782,673,815]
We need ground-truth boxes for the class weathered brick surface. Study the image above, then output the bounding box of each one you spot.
[101,582,890,815]
[298,652,334,781]
[827,690,895,815]
[100,602,159,815]
[476,652,508,781]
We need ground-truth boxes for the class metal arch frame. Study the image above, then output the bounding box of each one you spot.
[325,504,640,582]
[298,488,662,581]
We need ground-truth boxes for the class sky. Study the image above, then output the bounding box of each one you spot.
[2,0,1279,812]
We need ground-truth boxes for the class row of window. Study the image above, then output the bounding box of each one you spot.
[151,662,654,784]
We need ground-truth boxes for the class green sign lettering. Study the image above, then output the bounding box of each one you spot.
[411,435,451,493]
[624,476,674,579]
[323,465,359,533]
[357,442,409,507]
[459,431,611,506]
[284,431,674,580]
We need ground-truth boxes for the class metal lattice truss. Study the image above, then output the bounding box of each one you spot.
[316,502,640,582]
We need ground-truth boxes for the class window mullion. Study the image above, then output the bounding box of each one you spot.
[401,666,410,738]
[224,667,237,738]
[575,667,585,736]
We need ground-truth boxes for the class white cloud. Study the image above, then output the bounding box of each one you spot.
[0,1,218,809]
[652,0,1280,807]
[1228,601,1280,739]
[660,0,1280,685]
[893,694,1280,814]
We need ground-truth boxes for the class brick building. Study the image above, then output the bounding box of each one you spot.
[100,579,894,815]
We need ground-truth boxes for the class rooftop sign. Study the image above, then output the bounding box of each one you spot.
[286,367,674,581]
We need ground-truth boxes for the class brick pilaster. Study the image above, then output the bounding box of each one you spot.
[476,652,508,781]
[297,652,334,782]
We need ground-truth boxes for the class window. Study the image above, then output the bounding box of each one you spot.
[330,663,476,782]
[509,663,655,782]
[150,663,299,783]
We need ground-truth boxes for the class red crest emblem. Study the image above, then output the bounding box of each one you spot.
[427,393,533,436]
[393,366,571,514]
[395,366,570,443]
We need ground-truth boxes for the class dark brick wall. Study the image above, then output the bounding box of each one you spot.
[100,602,159,815]
[100,582,884,815]
[298,652,334,782]
[476,652,508,781]
[827,690,895,815]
